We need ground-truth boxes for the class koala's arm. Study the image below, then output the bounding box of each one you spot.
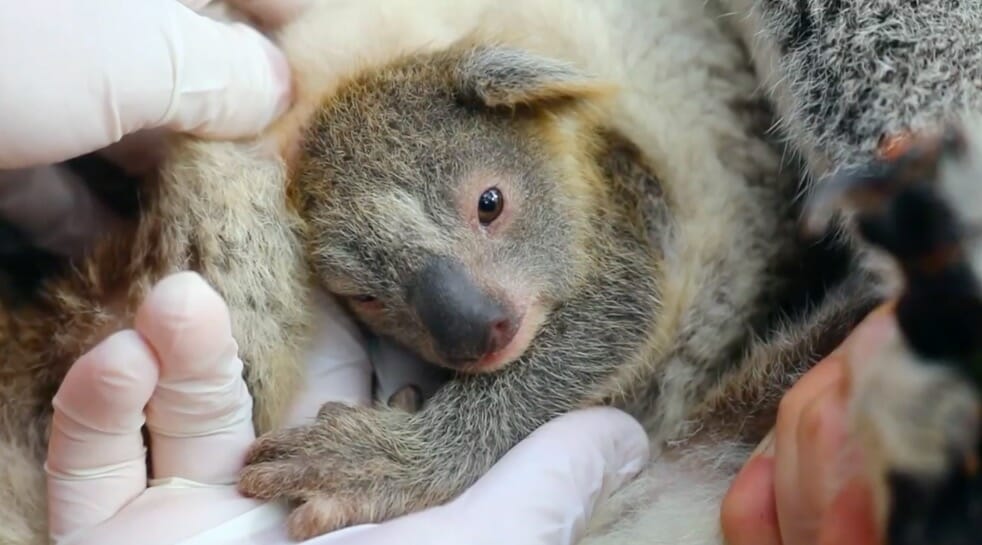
[722,0,982,175]
[141,138,314,432]
[237,253,658,540]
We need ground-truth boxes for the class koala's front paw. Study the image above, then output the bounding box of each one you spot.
[237,402,428,541]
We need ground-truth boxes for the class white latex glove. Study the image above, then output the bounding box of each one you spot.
[0,0,299,170]
[46,271,651,545]
[0,0,308,256]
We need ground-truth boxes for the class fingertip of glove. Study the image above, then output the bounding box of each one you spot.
[565,407,648,447]
[259,35,294,122]
[198,22,294,137]
[164,12,294,139]
[134,272,237,373]
[55,329,159,419]
[137,271,227,330]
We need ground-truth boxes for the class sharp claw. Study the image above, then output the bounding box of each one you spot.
[239,460,322,501]
[287,496,354,540]
[238,462,292,499]
[245,426,319,464]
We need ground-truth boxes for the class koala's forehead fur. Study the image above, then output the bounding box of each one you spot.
[293,48,583,298]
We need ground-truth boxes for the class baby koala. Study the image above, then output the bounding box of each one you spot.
[236,36,982,542]
[0,1,980,544]
[233,30,802,542]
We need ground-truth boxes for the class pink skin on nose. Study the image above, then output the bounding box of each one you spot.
[465,302,547,373]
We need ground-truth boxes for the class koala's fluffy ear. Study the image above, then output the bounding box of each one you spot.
[453,46,614,110]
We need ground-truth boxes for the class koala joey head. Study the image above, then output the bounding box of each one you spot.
[292,43,613,374]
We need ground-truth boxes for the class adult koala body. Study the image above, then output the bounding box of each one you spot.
[0,2,979,545]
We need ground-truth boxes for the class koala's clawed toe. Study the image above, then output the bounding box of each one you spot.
[287,496,355,541]
[238,460,312,500]
[243,426,318,465]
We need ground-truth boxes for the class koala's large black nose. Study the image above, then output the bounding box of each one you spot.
[408,258,518,365]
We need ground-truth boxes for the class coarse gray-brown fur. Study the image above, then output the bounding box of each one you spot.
[234,2,881,540]
[723,0,982,172]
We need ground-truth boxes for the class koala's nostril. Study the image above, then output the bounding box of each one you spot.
[486,318,518,355]
[408,257,520,365]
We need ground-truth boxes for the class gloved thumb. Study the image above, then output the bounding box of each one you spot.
[136,271,256,485]
[149,0,293,139]
[0,1,292,169]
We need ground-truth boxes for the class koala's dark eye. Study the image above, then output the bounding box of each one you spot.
[477,188,504,225]
[350,294,377,304]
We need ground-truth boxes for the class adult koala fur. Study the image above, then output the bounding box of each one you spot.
[1,1,980,545]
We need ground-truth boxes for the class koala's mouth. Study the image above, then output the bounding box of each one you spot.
[455,303,546,374]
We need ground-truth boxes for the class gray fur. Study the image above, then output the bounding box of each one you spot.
[723,0,982,173]
[237,22,867,540]
[0,0,979,544]
[454,46,609,108]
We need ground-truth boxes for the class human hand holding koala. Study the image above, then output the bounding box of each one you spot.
[720,306,898,545]
[44,272,650,545]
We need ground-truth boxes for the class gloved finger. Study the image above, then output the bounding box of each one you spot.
[447,406,648,542]
[136,272,255,485]
[178,0,216,10]
[132,0,293,138]
[0,166,122,258]
[46,330,159,543]
[280,289,373,428]
[0,1,291,169]
[305,407,650,545]
[61,485,272,545]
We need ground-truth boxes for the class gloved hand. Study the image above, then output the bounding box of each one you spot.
[46,271,650,545]
[0,0,301,170]
[0,0,309,256]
